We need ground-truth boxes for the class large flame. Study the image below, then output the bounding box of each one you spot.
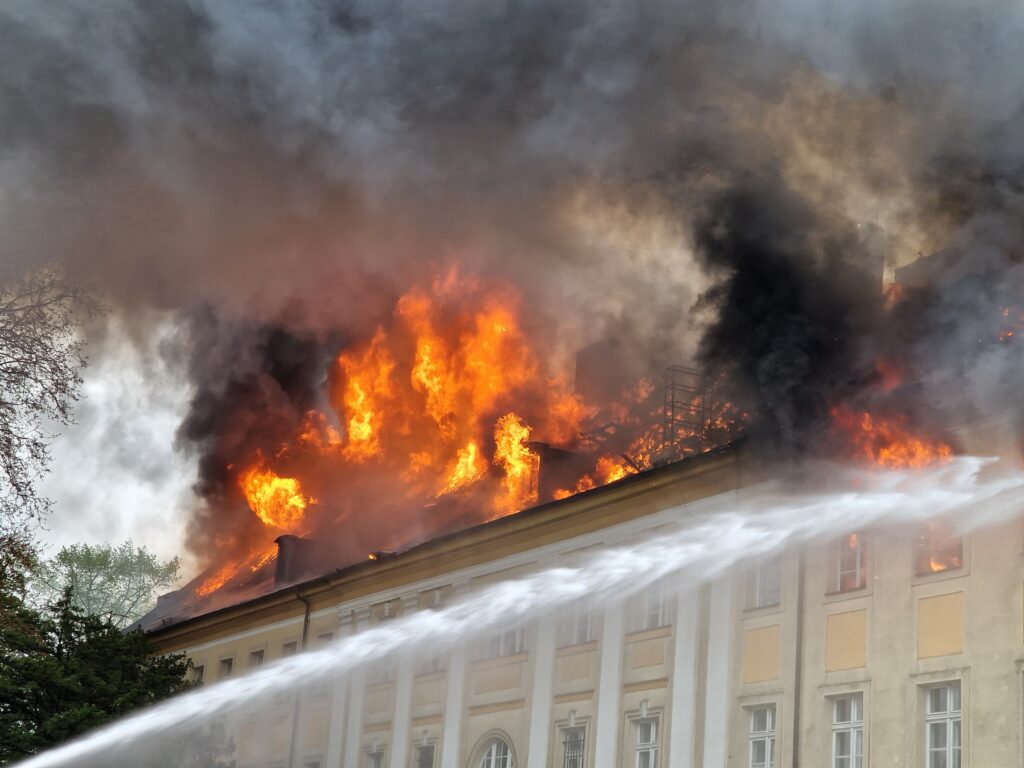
[493,412,540,513]
[830,405,953,469]
[239,462,311,530]
[195,269,745,599]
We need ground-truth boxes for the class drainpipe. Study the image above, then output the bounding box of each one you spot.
[791,550,806,768]
[288,591,314,768]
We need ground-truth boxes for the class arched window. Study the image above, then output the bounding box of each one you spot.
[479,738,513,768]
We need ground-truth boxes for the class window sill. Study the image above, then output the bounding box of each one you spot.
[625,625,672,643]
[823,585,872,604]
[911,566,968,587]
[556,640,598,657]
[414,670,445,682]
[742,602,784,618]
[470,651,529,671]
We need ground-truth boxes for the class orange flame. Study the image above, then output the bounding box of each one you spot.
[440,440,487,495]
[240,462,311,530]
[198,269,746,599]
[337,328,395,460]
[493,413,539,512]
[831,405,953,469]
[999,306,1024,342]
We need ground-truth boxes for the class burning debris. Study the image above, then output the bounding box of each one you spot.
[179,269,748,605]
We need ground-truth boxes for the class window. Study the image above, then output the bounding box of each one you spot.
[416,745,436,768]
[219,657,234,678]
[749,705,776,768]
[641,581,666,630]
[925,683,961,768]
[832,694,863,768]
[635,719,658,768]
[480,738,513,768]
[561,600,593,646]
[417,653,445,675]
[282,641,298,657]
[484,627,524,659]
[249,650,265,668]
[832,534,867,593]
[305,762,321,768]
[317,632,334,645]
[747,557,782,609]
[366,751,384,768]
[916,521,963,575]
[562,727,585,768]
[191,665,205,684]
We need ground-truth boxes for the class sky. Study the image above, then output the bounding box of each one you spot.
[39,320,198,573]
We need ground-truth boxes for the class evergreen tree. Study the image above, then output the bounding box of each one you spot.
[0,588,232,765]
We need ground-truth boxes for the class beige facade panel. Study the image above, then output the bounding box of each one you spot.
[557,649,592,682]
[629,636,667,669]
[305,707,328,749]
[742,624,781,683]
[270,714,290,756]
[825,609,867,671]
[414,674,443,706]
[473,660,524,694]
[367,683,393,714]
[917,591,965,658]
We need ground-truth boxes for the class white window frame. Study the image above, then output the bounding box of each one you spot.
[484,626,525,659]
[366,750,385,768]
[635,718,658,768]
[573,599,594,644]
[643,580,666,630]
[479,737,513,768]
[831,694,863,768]
[561,725,585,768]
[915,520,963,576]
[748,557,782,609]
[832,533,867,593]
[748,704,776,768]
[925,683,961,768]
[414,743,436,768]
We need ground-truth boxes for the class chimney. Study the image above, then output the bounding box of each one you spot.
[529,441,593,502]
[274,535,317,587]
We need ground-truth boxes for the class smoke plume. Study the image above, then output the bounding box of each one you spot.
[2,0,1022,576]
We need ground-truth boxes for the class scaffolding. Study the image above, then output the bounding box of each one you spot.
[661,365,711,458]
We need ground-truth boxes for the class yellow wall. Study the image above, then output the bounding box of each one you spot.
[742,624,780,684]
[825,609,867,671]
[917,592,964,659]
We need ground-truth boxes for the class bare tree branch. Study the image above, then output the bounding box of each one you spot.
[0,267,100,534]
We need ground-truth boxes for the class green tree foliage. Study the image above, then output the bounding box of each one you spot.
[0,589,232,765]
[32,542,180,628]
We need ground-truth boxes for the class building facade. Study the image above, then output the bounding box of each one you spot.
[145,445,1022,768]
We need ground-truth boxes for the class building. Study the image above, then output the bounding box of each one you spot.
[143,443,1022,768]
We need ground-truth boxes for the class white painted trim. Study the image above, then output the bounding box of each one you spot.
[184,614,304,655]
[323,676,347,768]
[526,613,557,767]
[389,653,415,768]
[181,487,741,655]
[594,602,625,768]
[668,590,700,768]
[702,578,734,768]
[440,648,467,768]
[342,667,367,768]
